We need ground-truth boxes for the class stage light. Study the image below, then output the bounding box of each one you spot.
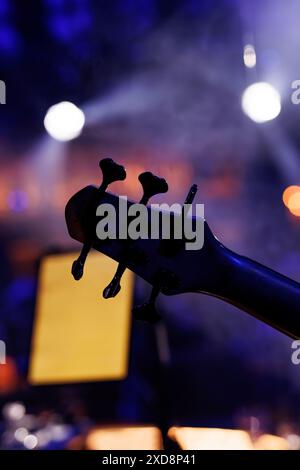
[243,44,256,68]
[283,185,300,207]
[287,192,300,216]
[241,82,281,123]
[283,185,300,217]
[44,101,85,141]
[23,434,38,450]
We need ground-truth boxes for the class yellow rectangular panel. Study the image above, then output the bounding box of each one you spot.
[29,251,133,384]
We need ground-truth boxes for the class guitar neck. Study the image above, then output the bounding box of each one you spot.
[65,185,300,337]
[210,246,300,339]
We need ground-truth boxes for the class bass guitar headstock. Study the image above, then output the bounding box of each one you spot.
[65,158,224,323]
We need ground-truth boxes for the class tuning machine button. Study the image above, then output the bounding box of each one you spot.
[138,172,168,205]
[99,158,126,187]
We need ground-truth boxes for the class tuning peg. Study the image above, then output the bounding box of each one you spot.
[102,263,123,299]
[132,285,161,324]
[132,270,178,323]
[138,172,168,205]
[184,183,198,205]
[99,158,126,188]
[71,243,90,281]
[102,171,168,299]
[132,302,161,324]
[71,158,126,281]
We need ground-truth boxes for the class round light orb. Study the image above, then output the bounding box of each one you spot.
[241,82,281,123]
[282,185,300,217]
[44,101,85,141]
[24,434,38,450]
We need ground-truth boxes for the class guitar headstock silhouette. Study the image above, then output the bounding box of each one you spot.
[66,158,300,338]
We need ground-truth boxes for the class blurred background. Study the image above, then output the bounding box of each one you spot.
[1,0,300,450]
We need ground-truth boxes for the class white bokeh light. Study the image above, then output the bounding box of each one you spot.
[241,82,281,123]
[14,427,29,443]
[243,44,256,68]
[3,402,25,421]
[24,434,38,450]
[44,101,85,141]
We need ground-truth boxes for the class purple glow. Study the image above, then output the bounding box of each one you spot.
[7,190,29,213]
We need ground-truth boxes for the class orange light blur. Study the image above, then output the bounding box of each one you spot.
[254,433,289,450]
[168,427,290,450]
[0,357,19,394]
[86,425,162,450]
[282,185,300,207]
[168,427,253,450]
[283,185,300,216]
[287,192,300,216]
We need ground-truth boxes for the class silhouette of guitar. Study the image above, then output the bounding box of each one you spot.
[65,158,300,339]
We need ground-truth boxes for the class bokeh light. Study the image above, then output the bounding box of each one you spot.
[44,101,85,142]
[283,185,300,216]
[23,434,38,450]
[243,44,256,68]
[241,82,281,123]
